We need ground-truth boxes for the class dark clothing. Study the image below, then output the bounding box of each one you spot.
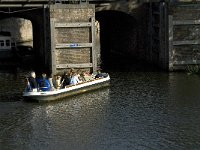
[28,77,37,89]
[61,74,71,88]
[95,73,108,79]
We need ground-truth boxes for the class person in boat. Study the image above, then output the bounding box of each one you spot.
[70,71,81,85]
[53,75,61,89]
[60,70,71,88]
[48,74,55,91]
[37,73,51,91]
[26,71,37,92]
[79,70,86,82]
[95,70,108,79]
[76,69,86,82]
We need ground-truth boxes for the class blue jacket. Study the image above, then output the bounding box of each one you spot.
[37,78,51,91]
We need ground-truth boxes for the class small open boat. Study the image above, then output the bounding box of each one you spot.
[23,75,110,102]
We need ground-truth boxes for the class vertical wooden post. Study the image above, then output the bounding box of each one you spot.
[149,2,153,62]
[160,1,168,70]
[164,2,169,70]
[159,2,163,64]
[168,15,173,71]
[50,18,56,75]
[91,17,97,73]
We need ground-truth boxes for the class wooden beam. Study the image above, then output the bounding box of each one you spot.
[50,18,57,75]
[55,22,92,28]
[91,17,97,73]
[173,40,200,45]
[173,20,200,25]
[56,43,93,48]
[168,15,173,71]
[173,60,200,65]
[56,63,93,68]
[0,4,47,7]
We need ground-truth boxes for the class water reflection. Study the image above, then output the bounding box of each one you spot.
[1,70,200,149]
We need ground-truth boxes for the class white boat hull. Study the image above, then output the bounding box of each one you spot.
[23,75,110,102]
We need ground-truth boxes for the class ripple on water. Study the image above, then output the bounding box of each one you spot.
[1,71,200,149]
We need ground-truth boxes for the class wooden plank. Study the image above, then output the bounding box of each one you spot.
[55,22,92,28]
[173,60,200,65]
[56,63,93,68]
[168,15,173,71]
[149,2,153,62]
[173,40,200,45]
[55,43,93,48]
[0,4,47,7]
[164,1,168,70]
[50,18,57,75]
[91,17,97,73]
[173,20,200,25]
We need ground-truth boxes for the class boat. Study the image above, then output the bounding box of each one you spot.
[0,31,16,59]
[23,75,110,102]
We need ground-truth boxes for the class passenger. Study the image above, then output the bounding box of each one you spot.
[76,69,86,82]
[38,73,51,91]
[53,75,61,89]
[95,70,108,79]
[79,71,86,82]
[26,71,37,92]
[76,69,81,80]
[83,70,94,81]
[61,70,71,88]
[48,74,55,91]
[70,71,81,85]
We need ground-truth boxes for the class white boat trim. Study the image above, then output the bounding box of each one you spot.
[23,75,110,101]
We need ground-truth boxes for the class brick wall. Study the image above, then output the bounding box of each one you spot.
[50,4,96,74]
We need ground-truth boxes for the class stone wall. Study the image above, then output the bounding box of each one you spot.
[169,3,200,70]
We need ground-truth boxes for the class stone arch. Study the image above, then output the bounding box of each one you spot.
[0,17,33,46]
[96,10,139,67]
[0,7,51,73]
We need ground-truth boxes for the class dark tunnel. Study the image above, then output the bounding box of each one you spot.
[96,10,139,71]
[0,7,51,74]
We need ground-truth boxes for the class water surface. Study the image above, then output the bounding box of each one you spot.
[1,69,200,150]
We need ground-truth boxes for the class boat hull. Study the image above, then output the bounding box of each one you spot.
[0,50,14,59]
[23,76,110,102]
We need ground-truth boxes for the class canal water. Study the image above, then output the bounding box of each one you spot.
[1,65,200,149]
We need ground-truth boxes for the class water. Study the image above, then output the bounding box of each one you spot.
[1,68,200,150]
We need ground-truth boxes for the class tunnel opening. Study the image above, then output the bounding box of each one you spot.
[0,7,51,74]
[96,10,155,71]
[0,17,33,55]
[0,17,34,68]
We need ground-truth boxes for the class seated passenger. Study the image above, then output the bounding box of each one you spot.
[38,73,51,91]
[70,71,81,85]
[53,75,61,89]
[95,70,108,79]
[61,71,71,88]
[48,74,55,91]
[76,69,86,82]
[79,71,86,82]
[26,71,37,92]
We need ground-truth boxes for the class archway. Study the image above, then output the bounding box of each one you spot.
[0,17,33,56]
[96,10,139,70]
[0,6,51,74]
